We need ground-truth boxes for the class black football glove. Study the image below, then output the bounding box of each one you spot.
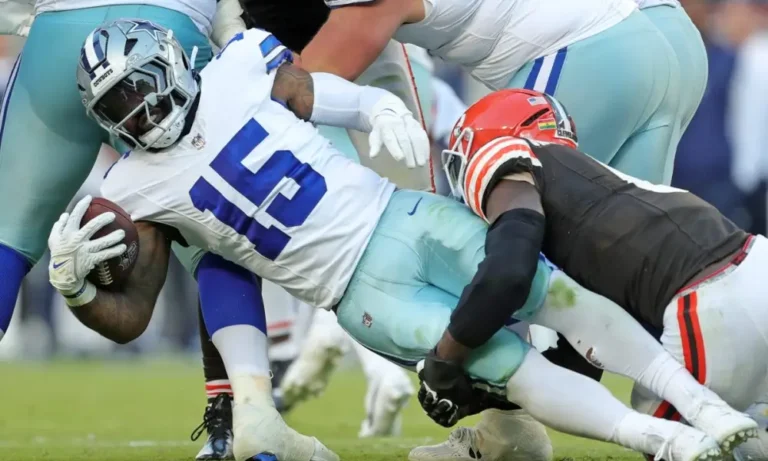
[416,348,476,427]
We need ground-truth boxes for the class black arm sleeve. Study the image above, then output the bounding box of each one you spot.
[447,208,545,349]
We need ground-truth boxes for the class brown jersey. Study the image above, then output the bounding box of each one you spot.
[462,137,748,328]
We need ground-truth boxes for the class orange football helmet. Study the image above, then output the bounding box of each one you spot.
[442,89,577,200]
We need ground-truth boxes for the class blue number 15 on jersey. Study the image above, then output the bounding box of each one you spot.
[189,119,328,261]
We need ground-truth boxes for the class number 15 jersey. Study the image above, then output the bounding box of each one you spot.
[100,29,395,309]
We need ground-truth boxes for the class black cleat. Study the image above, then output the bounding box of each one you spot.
[191,393,234,460]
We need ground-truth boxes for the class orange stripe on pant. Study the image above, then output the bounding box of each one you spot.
[646,292,705,461]
[652,292,707,421]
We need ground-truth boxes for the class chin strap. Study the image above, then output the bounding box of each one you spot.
[190,46,199,70]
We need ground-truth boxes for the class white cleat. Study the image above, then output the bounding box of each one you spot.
[654,426,724,461]
[409,427,486,461]
[409,410,553,461]
[232,402,339,461]
[686,399,758,453]
[732,402,768,461]
[358,374,414,438]
[279,340,345,409]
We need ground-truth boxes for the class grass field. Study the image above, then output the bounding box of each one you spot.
[0,359,644,461]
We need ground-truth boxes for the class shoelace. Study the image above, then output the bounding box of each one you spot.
[450,428,476,448]
[190,394,231,442]
[654,436,672,461]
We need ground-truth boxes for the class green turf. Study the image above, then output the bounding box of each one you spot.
[0,360,643,461]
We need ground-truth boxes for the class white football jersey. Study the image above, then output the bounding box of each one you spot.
[101,28,395,310]
[34,0,216,35]
[327,0,636,90]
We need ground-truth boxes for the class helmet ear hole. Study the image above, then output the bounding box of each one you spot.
[520,108,548,127]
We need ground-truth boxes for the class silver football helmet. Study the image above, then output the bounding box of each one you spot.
[76,19,199,150]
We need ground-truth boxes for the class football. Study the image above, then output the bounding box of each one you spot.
[80,197,140,290]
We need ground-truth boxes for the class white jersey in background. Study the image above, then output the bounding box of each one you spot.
[34,0,215,35]
[0,0,34,35]
[101,29,395,309]
[326,0,636,90]
[635,0,679,8]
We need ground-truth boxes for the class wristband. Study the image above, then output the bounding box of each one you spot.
[61,280,97,307]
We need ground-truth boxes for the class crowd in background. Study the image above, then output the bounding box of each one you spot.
[1,0,767,360]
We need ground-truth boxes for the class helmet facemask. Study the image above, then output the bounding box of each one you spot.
[80,23,198,151]
[441,121,474,203]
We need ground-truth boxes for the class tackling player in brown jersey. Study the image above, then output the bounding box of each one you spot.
[422,88,768,456]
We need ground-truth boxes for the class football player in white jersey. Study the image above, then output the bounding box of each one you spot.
[0,0,260,371]
[0,5,285,460]
[51,19,761,461]
[297,0,691,186]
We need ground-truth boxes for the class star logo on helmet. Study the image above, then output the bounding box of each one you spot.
[127,20,164,41]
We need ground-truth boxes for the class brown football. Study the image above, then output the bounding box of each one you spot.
[80,197,140,290]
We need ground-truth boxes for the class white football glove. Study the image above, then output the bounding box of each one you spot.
[369,95,430,169]
[48,195,127,296]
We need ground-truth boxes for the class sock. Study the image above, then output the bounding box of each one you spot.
[199,302,230,398]
[612,411,692,457]
[639,352,720,420]
[506,348,631,442]
[0,244,32,339]
[206,379,233,401]
[212,325,270,377]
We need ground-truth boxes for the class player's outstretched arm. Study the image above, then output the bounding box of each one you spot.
[48,197,171,344]
[271,62,429,168]
[299,0,421,81]
[446,175,545,357]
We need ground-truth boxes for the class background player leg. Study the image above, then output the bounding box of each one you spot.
[351,339,414,438]
[197,254,338,461]
[507,10,681,185]
[642,3,708,134]
[269,289,347,412]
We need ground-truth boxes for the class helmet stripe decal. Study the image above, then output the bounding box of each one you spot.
[92,30,105,63]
